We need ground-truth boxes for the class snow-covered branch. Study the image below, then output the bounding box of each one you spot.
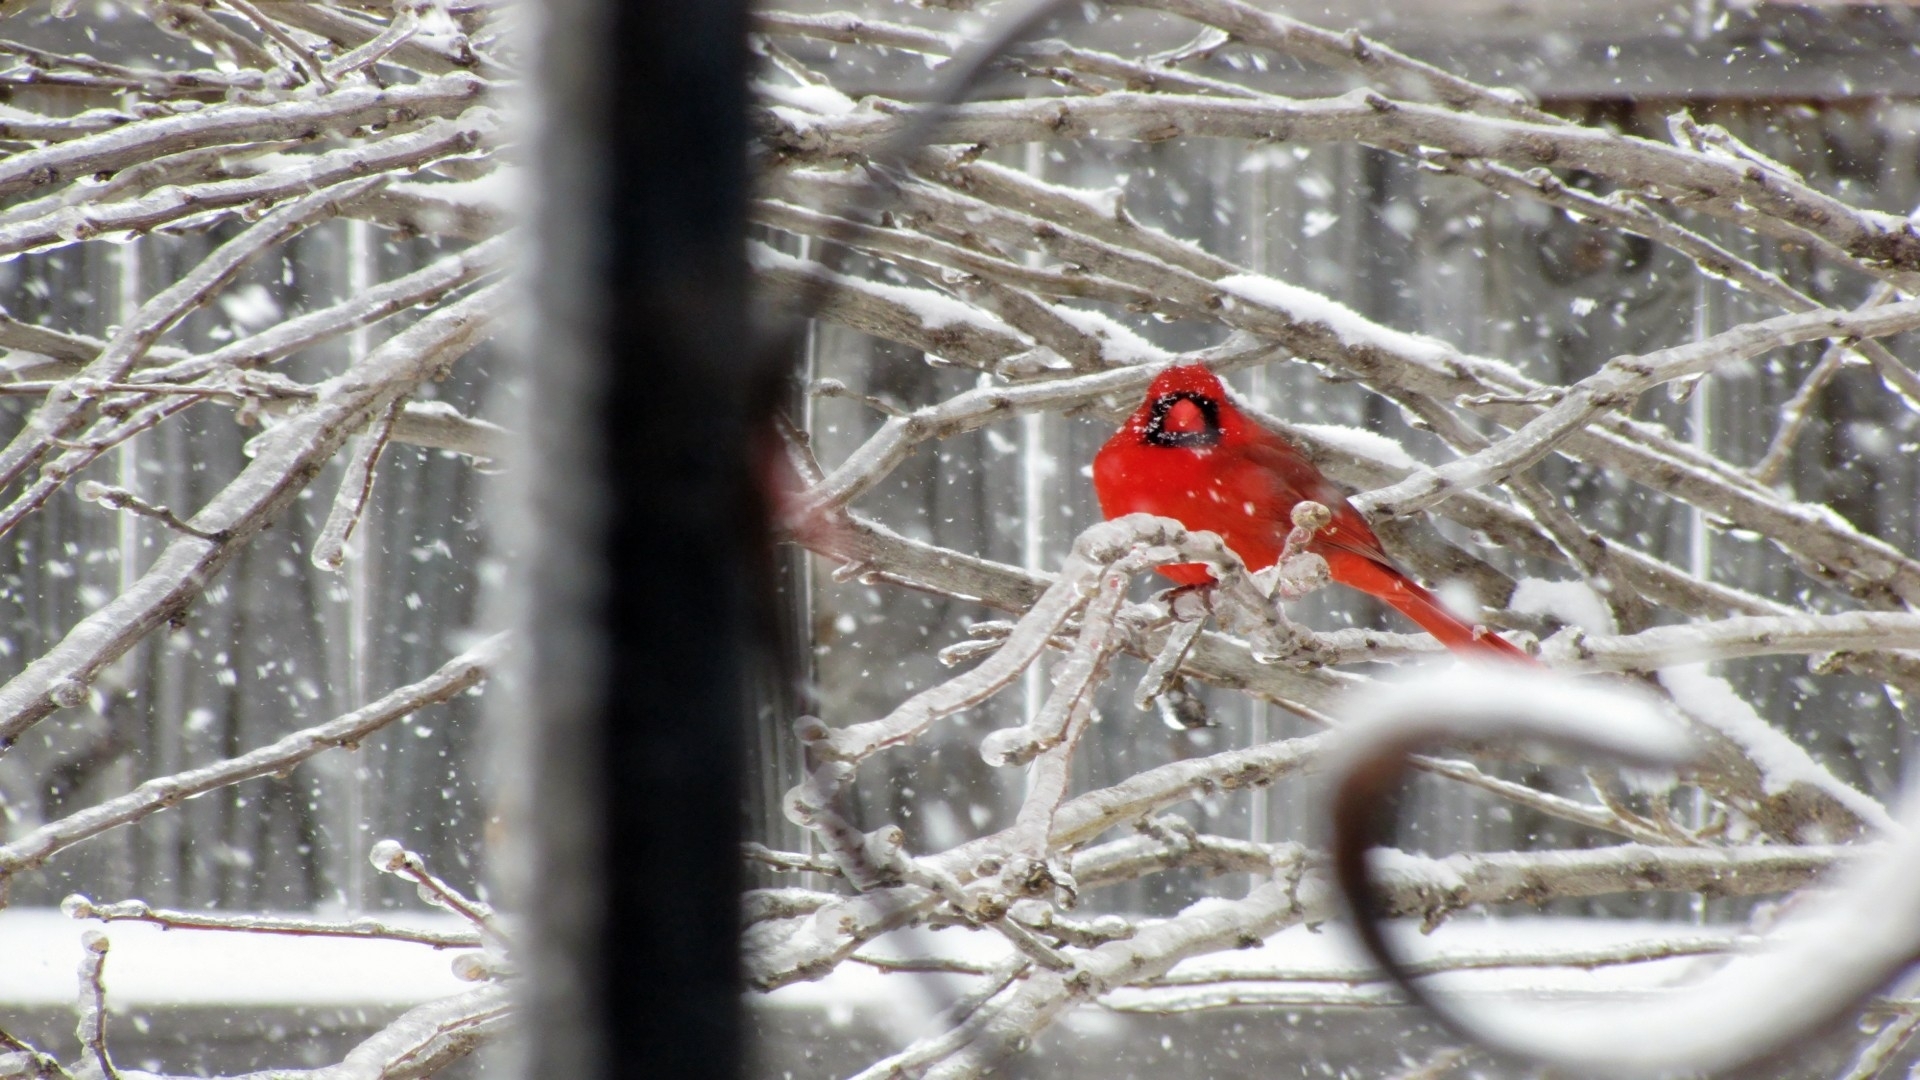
[62,895,483,950]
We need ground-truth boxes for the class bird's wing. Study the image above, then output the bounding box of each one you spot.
[1237,438,1397,568]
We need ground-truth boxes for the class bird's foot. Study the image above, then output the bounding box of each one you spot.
[1152,582,1216,623]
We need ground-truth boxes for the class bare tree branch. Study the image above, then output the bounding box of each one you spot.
[0,635,503,887]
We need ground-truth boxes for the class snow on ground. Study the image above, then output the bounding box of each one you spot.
[0,909,472,1008]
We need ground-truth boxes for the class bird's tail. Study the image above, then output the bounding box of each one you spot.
[1326,552,1538,665]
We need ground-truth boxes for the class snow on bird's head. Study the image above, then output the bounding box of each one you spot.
[1147,363,1226,403]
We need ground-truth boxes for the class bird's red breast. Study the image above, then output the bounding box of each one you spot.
[1093,364,1381,583]
[1093,364,1534,662]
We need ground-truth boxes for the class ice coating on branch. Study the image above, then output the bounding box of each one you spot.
[1661,664,1896,833]
[755,80,858,117]
[748,241,1023,338]
[369,838,408,871]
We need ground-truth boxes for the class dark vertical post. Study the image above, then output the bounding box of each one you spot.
[509,1,750,1078]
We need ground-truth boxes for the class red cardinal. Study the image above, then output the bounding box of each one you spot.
[1093,364,1533,663]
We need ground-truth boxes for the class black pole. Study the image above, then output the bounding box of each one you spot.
[509,1,751,1078]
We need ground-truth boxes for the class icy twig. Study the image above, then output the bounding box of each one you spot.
[1356,297,1920,521]
[919,876,1313,1079]
[745,733,1334,990]
[74,931,116,1080]
[1753,341,1849,486]
[762,90,1920,279]
[742,842,844,877]
[1146,933,1737,987]
[1133,606,1205,712]
[792,518,1154,764]
[1669,111,1806,186]
[1440,156,1920,407]
[0,38,262,97]
[0,397,188,543]
[0,380,220,398]
[1074,832,1844,912]
[1408,755,1677,846]
[757,199,1160,309]
[0,135,357,235]
[950,279,1118,375]
[810,378,907,417]
[0,112,497,262]
[1833,1010,1920,1080]
[0,176,386,502]
[845,958,1030,1080]
[847,953,1001,976]
[743,888,839,924]
[1748,285,1903,484]
[0,286,498,747]
[0,74,481,205]
[325,9,424,80]
[755,10,960,56]
[0,1025,70,1080]
[145,236,506,382]
[61,895,483,949]
[1119,0,1557,123]
[1542,611,1920,670]
[0,635,503,885]
[218,0,333,87]
[1505,474,1655,633]
[263,983,511,1080]
[312,399,401,571]
[781,522,1171,884]
[154,0,280,72]
[758,9,1261,100]
[75,480,219,541]
[267,3,504,80]
[751,251,1029,373]
[369,839,506,942]
[981,552,1137,772]
[992,670,1107,893]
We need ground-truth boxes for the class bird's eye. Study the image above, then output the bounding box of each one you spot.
[1145,392,1222,448]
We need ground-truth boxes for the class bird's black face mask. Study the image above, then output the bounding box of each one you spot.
[1144,391,1222,449]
